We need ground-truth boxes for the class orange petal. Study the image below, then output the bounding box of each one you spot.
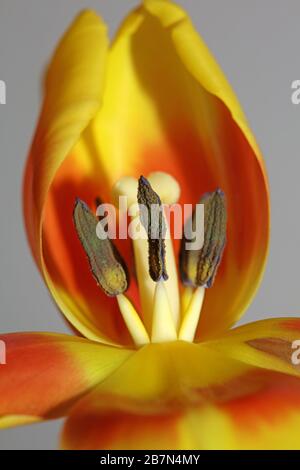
[62,406,184,450]
[24,10,108,267]
[0,332,133,429]
[25,0,269,346]
[23,10,135,345]
[62,319,300,449]
[83,0,269,339]
[61,368,300,449]
[61,341,253,448]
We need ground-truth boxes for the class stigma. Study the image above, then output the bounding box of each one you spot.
[73,172,226,347]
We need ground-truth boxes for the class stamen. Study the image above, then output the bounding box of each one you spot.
[116,295,150,346]
[74,199,150,347]
[112,173,180,331]
[178,286,205,341]
[138,175,168,282]
[73,199,128,296]
[178,189,227,342]
[181,285,194,314]
[180,189,227,288]
[151,282,177,343]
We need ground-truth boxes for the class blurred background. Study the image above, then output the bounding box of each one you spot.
[0,0,300,449]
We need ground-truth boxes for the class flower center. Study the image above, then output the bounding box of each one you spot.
[73,172,226,347]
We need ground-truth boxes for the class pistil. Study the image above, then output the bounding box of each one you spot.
[112,172,180,332]
[151,281,177,342]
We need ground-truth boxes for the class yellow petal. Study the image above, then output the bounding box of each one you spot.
[84,0,269,340]
[62,386,300,450]
[61,340,251,449]
[25,0,269,345]
[64,342,253,411]
[62,359,300,449]
[23,11,130,345]
[207,317,300,376]
[62,318,300,449]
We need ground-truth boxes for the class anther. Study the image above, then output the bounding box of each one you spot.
[180,189,227,288]
[137,176,168,282]
[73,199,128,296]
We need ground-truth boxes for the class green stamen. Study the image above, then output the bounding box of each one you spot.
[180,189,227,288]
[137,176,168,282]
[73,199,128,296]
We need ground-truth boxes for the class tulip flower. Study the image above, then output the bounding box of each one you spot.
[1,0,300,450]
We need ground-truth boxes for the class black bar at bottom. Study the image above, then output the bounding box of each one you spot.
[0,450,300,465]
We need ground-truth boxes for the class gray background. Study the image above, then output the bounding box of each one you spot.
[0,0,299,449]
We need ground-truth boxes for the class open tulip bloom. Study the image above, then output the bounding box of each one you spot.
[1,0,300,450]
